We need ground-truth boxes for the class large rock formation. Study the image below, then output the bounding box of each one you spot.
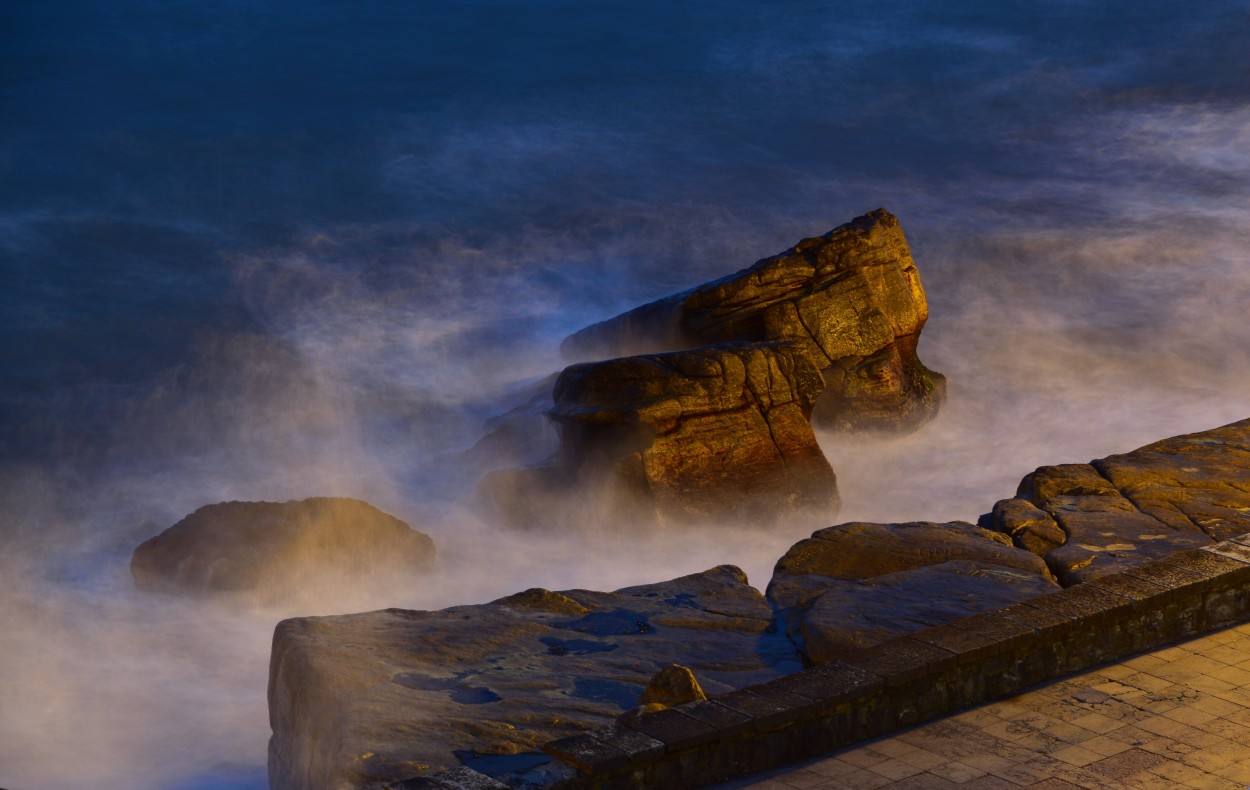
[480,342,838,528]
[268,418,1250,787]
[267,565,801,789]
[131,498,435,606]
[562,209,945,433]
[767,521,1059,663]
[988,417,1250,584]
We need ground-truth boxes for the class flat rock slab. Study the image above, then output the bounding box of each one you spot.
[131,497,435,606]
[1003,418,1250,584]
[796,559,1061,662]
[267,565,801,789]
[767,521,1057,663]
[561,209,944,433]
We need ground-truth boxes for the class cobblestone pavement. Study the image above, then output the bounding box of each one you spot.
[718,622,1250,789]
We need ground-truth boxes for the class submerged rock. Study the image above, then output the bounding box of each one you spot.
[130,497,435,606]
[768,521,1058,663]
[1007,418,1250,584]
[480,342,838,528]
[562,209,945,433]
[267,565,800,789]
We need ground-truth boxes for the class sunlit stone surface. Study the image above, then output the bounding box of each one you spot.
[999,417,1250,584]
[481,342,838,528]
[562,209,945,433]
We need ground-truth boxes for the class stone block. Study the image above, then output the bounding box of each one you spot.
[715,688,807,732]
[838,645,927,688]
[1161,548,1250,580]
[671,700,753,738]
[586,724,665,764]
[620,707,719,750]
[542,733,630,775]
[910,622,1000,665]
[429,767,510,789]
[759,661,882,714]
[1203,540,1250,564]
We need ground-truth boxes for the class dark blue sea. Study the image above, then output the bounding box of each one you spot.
[3,2,1248,787]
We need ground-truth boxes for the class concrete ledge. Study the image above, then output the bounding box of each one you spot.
[517,537,1250,789]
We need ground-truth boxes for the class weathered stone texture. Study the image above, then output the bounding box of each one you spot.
[267,565,801,789]
[561,209,944,433]
[767,521,1058,663]
[130,497,435,605]
[1010,419,1250,584]
[481,342,838,527]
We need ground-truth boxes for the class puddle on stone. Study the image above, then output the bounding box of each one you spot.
[453,749,552,777]
[391,672,501,704]
[555,608,654,636]
[571,677,643,710]
[450,686,502,705]
[391,672,458,691]
[539,636,618,656]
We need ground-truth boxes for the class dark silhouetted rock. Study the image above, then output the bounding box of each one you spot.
[267,565,800,789]
[562,209,945,433]
[130,498,435,606]
[480,342,838,528]
[768,521,1058,663]
[1012,418,1250,584]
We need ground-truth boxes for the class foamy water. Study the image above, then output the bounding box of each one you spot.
[2,3,1249,787]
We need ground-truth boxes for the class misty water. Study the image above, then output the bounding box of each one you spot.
[3,2,1249,788]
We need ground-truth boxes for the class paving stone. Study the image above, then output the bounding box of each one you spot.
[1085,748,1167,779]
[715,621,1250,789]
[874,773,958,789]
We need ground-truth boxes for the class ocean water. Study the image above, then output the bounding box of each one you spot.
[2,2,1249,788]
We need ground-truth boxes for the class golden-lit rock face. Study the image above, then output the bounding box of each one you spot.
[479,342,837,529]
[562,209,945,433]
[1003,417,1250,585]
[546,342,838,525]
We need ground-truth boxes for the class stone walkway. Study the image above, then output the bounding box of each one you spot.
[719,622,1250,789]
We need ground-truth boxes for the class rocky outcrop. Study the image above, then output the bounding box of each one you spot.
[268,418,1250,788]
[131,498,435,606]
[994,417,1250,584]
[561,209,945,433]
[767,521,1059,663]
[479,342,838,528]
[267,565,801,789]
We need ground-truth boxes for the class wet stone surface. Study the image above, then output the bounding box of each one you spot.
[268,565,802,789]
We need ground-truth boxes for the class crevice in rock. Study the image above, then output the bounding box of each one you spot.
[1088,459,1176,533]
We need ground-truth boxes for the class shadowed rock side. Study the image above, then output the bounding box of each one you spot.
[561,209,945,433]
[479,342,838,528]
[989,417,1250,585]
[131,498,435,606]
[266,565,801,789]
[767,521,1059,663]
